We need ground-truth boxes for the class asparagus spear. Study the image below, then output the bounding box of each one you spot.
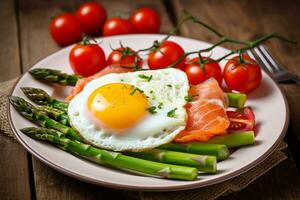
[21,87,68,112]
[9,96,81,141]
[206,131,255,148]
[126,149,216,173]
[160,143,229,161]
[21,127,198,181]
[226,93,247,108]
[38,106,70,126]
[29,68,81,86]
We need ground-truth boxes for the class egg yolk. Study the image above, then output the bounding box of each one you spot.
[87,83,149,133]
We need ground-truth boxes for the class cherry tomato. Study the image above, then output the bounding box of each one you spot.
[49,13,83,46]
[69,41,107,77]
[147,40,185,70]
[76,2,107,34]
[103,18,133,36]
[184,57,222,85]
[130,7,161,33]
[227,107,255,132]
[107,47,143,68]
[223,55,262,93]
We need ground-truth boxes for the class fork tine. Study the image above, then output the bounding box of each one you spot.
[246,50,256,60]
[247,49,271,74]
[258,45,284,72]
[253,47,276,73]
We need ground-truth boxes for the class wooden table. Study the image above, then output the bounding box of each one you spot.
[1,0,300,199]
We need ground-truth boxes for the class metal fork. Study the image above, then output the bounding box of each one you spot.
[247,45,300,85]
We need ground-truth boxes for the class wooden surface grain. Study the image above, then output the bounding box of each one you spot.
[1,0,300,199]
[0,0,31,199]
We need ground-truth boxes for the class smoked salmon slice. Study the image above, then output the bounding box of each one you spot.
[174,78,230,143]
[65,65,133,102]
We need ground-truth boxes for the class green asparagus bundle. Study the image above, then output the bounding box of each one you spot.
[126,149,217,173]
[9,96,81,141]
[10,96,216,174]
[160,143,229,161]
[21,127,198,181]
[11,95,227,161]
[21,87,68,112]
[29,68,81,86]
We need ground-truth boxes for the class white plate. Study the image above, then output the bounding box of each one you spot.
[8,34,289,191]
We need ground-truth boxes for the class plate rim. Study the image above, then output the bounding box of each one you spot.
[7,34,290,191]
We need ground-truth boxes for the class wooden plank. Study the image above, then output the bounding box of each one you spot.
[0,137,31,200]
[17,0,172,199]
[172,0,300,199]
[0,0,21,80]
[0,0,31,199]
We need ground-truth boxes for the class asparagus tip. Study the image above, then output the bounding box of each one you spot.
[20,127,37,135]
[8,96,22,107]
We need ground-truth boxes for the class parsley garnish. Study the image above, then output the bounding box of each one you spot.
[138,74,152,82]
[167,84,172,88]
[158,102,163,109]
[184,95,199,102]
[146,106,157,114]
[167,108,177,118]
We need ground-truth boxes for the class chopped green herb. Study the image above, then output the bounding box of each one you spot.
[150,90,154,94]
[138,74,152,82]
[136,87,144,93]
[167,84,172,88]
[167,108,177,118]
[146,106,157,114]
[120,79,124,82]
[184,94,199,102]
[152,95,156,100]
[129,86,144,95]
[158,102,163,109]
[129,87,137,96]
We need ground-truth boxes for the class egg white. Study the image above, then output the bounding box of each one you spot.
[68,68,189,152]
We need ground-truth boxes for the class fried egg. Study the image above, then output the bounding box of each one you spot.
[68,68,189,152]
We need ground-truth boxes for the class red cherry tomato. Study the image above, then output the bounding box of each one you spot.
[69,42,107,77]
[227,107,255,132]
[107,47,143,68]
[147,40,185,70]
[130,7,161,33]
[223,55,262,93]
[49,13,83,46]
[76,2,107,34]
[103,18,133,36]
[185,57,223,85]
